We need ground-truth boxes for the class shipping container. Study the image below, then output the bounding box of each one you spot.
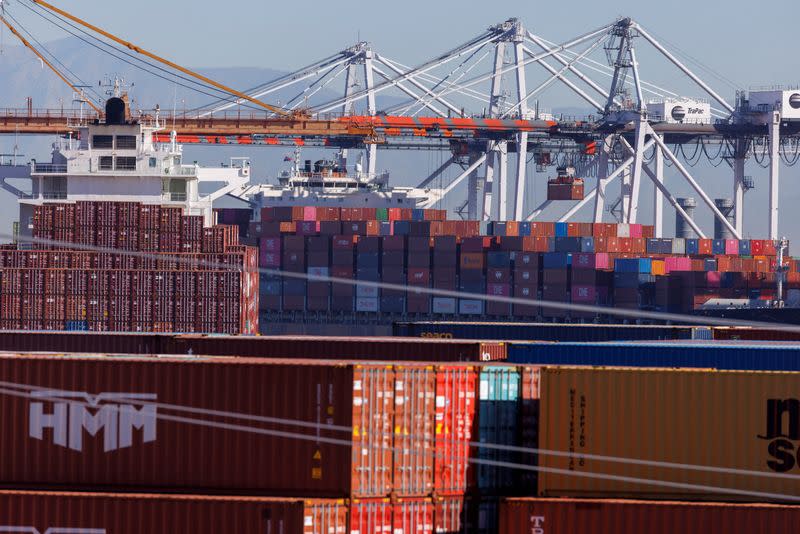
[0,353,394,497]
[500,498,800,534]
[0,490,348,534]
[393,322,704,342]
[476,365,520,494]
[507,340,800,370]
[537,366,800,501]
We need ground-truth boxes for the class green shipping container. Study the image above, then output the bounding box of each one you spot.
[376,208,388,221]
[477,365,521,493]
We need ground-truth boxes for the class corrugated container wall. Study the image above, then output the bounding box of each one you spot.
[0,491,348,534]
[537,367,800,501]
[392,322,704,342]
[507,341,800,371]
[0,353,393,497]
[500,498,800,534]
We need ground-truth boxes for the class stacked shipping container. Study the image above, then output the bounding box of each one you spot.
[250,206,794,326]
[3,343,800,530]
[2,201,258,334]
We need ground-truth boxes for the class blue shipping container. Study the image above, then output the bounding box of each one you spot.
[487,251,512,267]
[580,237,595,253]
[554,237,581,253]
[477,366,520,493]
[615,258,652,273]
[554,222,568,237]
[393,221,411,235]
[507,341,800,371]
[739,240,752,255]
[712,239,726,255]
[685,239,699,255]
[542,252,570,269]
[518,222,532,236]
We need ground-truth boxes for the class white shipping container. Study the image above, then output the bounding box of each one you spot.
[432,297,457,314]
[355,297,379,312]
[671,238,686,255]
[458,299,484,315]
[616,224,630,238]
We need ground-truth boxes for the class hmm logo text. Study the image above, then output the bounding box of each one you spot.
[29,390,157,452]
[758,398,800,472]
[0,528,106,534]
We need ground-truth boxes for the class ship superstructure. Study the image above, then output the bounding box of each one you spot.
[235,148,438,213]
[1,96,251,237]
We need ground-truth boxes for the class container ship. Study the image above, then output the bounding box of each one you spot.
[222,199,797,335]
[0,95,258,333]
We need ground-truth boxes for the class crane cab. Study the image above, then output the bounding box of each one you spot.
[547,165,584,201]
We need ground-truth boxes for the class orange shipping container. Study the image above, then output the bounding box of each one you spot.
[500,498,800,534]
[0,490,348,534]
[538,367,800,501]
[460,253,485,270]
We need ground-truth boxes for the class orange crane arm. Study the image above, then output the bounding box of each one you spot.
[0,14,102,114]
[30,0,290,117]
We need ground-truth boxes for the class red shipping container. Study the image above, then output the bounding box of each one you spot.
[407,267,430,286]
[0,354,399,495]
[0,490,349,534]
[393,498,434,534]
[434,365,477,495]
[393,365,435,496]
[0,295,21,320]
[23,270,45,295]
[407,294,431,314]
[43,295,65,321]
[500,498,800,534]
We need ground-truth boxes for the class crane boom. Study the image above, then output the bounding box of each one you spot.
[29,0,291,117]
[0,13,101,113]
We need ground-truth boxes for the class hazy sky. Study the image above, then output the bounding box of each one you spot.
[1,0,799,241]
[12,0,797,83]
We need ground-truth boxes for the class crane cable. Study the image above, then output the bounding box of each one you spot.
[29,0,291,117]
[16,0,263,112]
[0,12,101,113]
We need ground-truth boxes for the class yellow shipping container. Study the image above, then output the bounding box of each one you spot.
[538,367,800,502]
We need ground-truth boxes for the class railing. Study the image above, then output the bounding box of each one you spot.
[42,192,67,199]
[163,166,196,176]
[32,163,67,173]
[162,192,187,202]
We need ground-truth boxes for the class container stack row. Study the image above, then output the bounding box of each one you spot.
[0,200,259,333]
[254,228,796,320]
[1,347,800,533]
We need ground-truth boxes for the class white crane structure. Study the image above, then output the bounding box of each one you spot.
[6,7,800,240]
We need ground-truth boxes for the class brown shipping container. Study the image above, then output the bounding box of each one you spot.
[0,331,506,362]
[0,490,348,534]
[0,353,394,497]
[538,367,800,501]
[499,498,800,534]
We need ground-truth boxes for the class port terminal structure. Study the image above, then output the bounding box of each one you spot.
[0,11,798,239]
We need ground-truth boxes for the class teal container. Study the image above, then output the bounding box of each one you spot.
[477,365,520,493]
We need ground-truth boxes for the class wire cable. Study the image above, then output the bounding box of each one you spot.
[15,0,262,111]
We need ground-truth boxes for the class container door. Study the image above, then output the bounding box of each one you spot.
[393,366,435,496]
[349,498,392,534]
[351,365,394,497]
[393,499,434,534]
[434,365,477,495]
